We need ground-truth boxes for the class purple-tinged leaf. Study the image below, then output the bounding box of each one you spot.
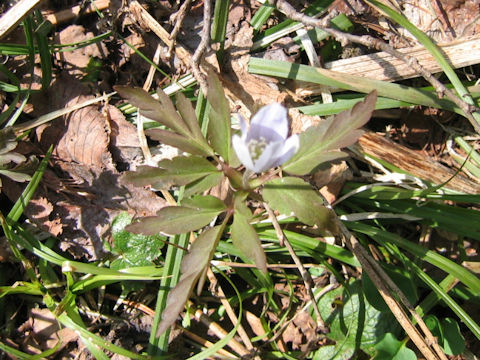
[231,196,267,273]
[284,91,377,175]
[175,92,206,141]
[206,70,231,162]
[126,204,225,235]
[114,86,189,136]
[146,128,211,156]
[156,225,223,336]
[181,195,226,212]
[122,156,219,189]
[263,177,332,228]
[184,172,224,198]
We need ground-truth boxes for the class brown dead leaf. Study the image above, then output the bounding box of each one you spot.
[19,308,78,354]
[27,197,63,236]
[55,25,108,77]
[3,75,167,260]
[245,311,266,338]
[282,311,317,352]
[313,162,352,204]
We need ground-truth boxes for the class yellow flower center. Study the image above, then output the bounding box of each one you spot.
[248,137,268,161]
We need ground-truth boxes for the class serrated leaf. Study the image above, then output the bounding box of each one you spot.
[183,172,224,198]
[122,156,219,189]
[263,177,331,228]
[114,86,189,136]
[181,195,226,212]
[146,128,211,156]
[156,225,223,336]
[374,333,417,360]
[110,212,164,267]
[284,91,377,175]
[231,196,267,273]
[175,92,206,141]
[126,204,225,235]
[206,70,231,161]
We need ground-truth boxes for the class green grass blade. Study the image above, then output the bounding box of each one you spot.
[348,222,480,294]
[34,10,52,89]
[250,3,276,31]
[187,268,243,359]
[148,232,190,355]
[211,0,230,43]
[249,58,460,112]
[366,0,480,128]
[7,147,52,222]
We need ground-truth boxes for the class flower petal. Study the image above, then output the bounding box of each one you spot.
[237,114,248,140]
[271,134,299,168]
[248,103,288,142]
[251,140,286,173]
[232,134,255,171]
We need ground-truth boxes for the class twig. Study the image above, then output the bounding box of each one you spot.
[0,0,41,39]
[191,0,212,95]
[263,202,327,332]
[168,0,193,59]
[206,268,260,359]
[273,0,480,133]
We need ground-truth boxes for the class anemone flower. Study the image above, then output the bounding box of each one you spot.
[232,103,299,173]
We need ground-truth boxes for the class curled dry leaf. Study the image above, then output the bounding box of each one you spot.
[3,76,167,260]
[55,25,108,77]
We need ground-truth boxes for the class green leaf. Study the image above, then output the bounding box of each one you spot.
[146,128,211,156]
[374,333,417,360]
[122,156,219,189]
[181,194,226,211]
[440,318,465,355]
[318,281,396,357]
[156,225,223,336]
[114,86,190,136]
[231,195,267,272]
[126,199,226,235]
[362,267,418,313]
[183,172,224,198]
[110,212,164,268]
[426,315,465,355]
[263,177,332,228]
[175,92,207,142]
[206,70,231,161]
[284,91,377,175]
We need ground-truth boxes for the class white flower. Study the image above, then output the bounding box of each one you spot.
[232,103,299,173]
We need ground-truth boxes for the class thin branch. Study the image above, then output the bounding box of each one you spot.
[167,0,193,58]
[206,268,261,359]
[273,0,480,133]
[191,0,212,95]
[263,202,327,332]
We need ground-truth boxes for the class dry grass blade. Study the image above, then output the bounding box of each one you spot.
[0,0,41,39]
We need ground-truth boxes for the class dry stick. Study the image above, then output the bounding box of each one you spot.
[0,0,41,39]
[177,326,237,358]
[206,268,259,358]
[273,0,480,133]
[103,294,236,358]
[191,0,212,95]
[263,202,327,332]
[167,0,193,58]
[43,0,110,25]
